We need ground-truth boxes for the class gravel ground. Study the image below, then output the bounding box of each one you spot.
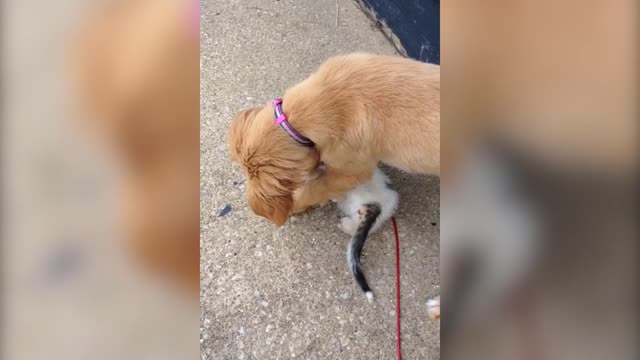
[199,0,440,359]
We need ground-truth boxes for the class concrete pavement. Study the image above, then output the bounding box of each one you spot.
[200,0,440,358]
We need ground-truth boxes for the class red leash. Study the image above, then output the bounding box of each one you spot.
[391,216,402,360]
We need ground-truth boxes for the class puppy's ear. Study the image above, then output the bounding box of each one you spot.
[248,191,293,227]
[228,107,259,161]
[268,194,293,227]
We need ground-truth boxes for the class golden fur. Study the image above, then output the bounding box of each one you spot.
[69,0,199,293]
[229,53,440,225]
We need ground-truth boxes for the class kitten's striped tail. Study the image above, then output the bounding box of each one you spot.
[347,203,381,302]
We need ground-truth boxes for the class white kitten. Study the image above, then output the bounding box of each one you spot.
[335,168,399,302]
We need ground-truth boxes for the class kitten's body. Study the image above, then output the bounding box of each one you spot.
[335,168,399,302]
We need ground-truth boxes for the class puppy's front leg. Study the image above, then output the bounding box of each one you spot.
[292,168,372,213]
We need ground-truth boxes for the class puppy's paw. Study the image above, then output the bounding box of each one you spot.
[317,162,327,173]
[306,162,327,181]
[427,296,440,321]
[290,206,310,215]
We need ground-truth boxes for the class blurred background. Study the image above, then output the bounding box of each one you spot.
[2,0,199,359]
[442,0,637,359]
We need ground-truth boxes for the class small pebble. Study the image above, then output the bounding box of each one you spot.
[218,204,232,217]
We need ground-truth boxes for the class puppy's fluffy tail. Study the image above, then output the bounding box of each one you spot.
[347,203,381,302]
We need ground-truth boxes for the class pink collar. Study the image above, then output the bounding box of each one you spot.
[273,98,314,147]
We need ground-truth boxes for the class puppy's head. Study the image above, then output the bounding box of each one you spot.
[229,106,319,226]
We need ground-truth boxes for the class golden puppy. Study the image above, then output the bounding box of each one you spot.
[69,0,200,292]
[229,53,440,225]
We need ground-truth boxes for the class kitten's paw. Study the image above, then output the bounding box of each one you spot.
[357,206,368,217]
[339,217,358,235]
[426,296,440,321]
